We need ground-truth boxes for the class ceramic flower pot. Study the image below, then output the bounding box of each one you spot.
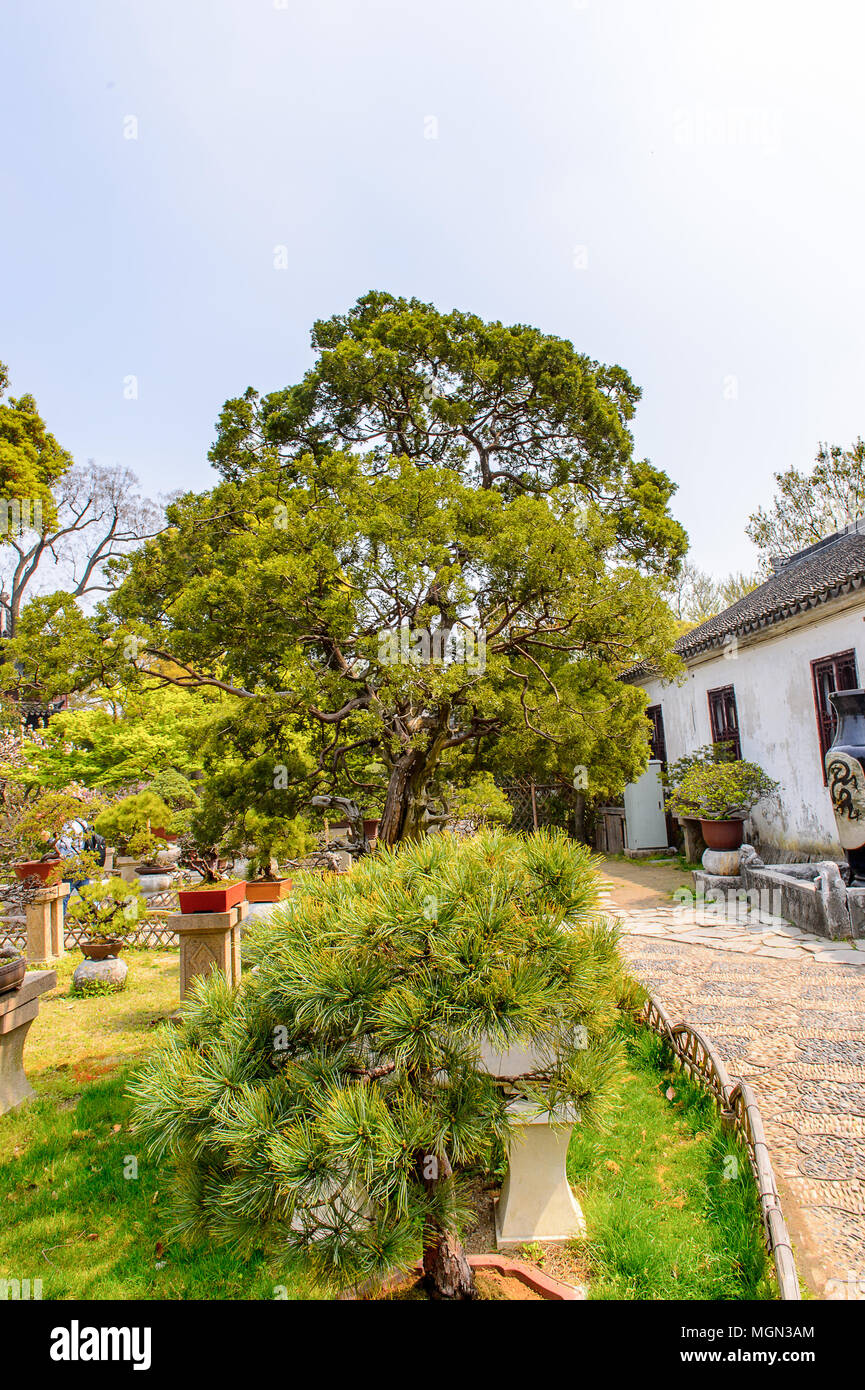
[825,688,865,886]
[178,881,247,914]
[12,859,59,883]
[699,819,745,851]
[135,870,172,894]
[244,878,293,903]
[0,957,26,994]
[80,939,125,961]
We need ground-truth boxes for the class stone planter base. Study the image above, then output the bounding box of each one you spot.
[169,901,249,1002]
[0,969,56,1115]
[495,1100,586,1248]
[366,1254,584,1301]
[25,883,70,963]
[73,957,128,991]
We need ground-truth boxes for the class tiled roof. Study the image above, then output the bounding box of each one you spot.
[625,525,865,678]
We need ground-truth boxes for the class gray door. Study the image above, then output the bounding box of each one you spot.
[623,760,668,850]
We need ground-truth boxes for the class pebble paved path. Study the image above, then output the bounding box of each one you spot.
[601,859,865,1298]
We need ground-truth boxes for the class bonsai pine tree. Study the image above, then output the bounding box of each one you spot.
[129,829,632,1299]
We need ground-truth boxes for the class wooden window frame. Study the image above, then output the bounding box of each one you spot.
[707,684,741,760]
[646,704,667,765]
[811,649,858,781]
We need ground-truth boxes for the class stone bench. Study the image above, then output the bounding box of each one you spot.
[0,969,55,1115]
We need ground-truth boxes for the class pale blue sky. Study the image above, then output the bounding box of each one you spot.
[2,0,863,575]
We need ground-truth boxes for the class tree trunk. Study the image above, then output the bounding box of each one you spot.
[422,1229,477,1300]
[379,749,430,846]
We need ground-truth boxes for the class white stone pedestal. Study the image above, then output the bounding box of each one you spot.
[495,1101,586,1249]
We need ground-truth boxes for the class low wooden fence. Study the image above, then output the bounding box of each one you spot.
[640,993,800,1301]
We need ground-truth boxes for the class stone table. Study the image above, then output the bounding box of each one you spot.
[0,969,55,1115]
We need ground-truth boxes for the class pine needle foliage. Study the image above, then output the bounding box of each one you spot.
[129,829,631,1292]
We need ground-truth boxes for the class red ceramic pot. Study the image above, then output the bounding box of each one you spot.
[12,859,59,882]
[363,819,380,842]
[699,818,745,851]
[244,878,293,903]
[178,881,247,915]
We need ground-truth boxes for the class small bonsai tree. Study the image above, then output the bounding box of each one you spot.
[148,768,198,811]
[667,759,779,821]
[130,829,629,1300]
[128,827,169,871]
[663,741,737,799]
[66,877,145,940]
[447,772,513,831]
[94,791,174,855]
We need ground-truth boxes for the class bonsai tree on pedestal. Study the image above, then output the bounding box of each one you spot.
[65,876,145,950]
[129,829,630,1300]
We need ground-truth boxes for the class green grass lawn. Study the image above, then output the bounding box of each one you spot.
[0,953,319,1300]
[1,952,776,1300]
[569,1027,776,1300]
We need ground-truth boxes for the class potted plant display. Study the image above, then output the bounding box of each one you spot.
[65,877,146,959]
[667,758,779,850]
[176,837,246,914]
[127,828,172,894]
[9,789,94,882]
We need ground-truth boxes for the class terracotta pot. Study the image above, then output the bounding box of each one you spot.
[363,818,380,841]
[826,688,865,886]
[12,859,59,883]
[244,878,293,903]
[80,939,125,961]
[0,957,26,994]
[699,818,745,851]
[178,881,247,915]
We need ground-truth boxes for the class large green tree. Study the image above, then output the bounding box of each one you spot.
[9,295,687,843]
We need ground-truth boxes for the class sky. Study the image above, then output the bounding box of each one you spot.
[2,0,864,578]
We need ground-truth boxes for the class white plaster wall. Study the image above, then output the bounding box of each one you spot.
[638,596,865,855]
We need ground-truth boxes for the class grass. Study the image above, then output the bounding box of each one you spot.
[2,951,776,1301]
[567,1026,776,1300]
[0,952,319,1300]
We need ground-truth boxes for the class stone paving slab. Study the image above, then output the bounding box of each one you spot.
[616,904,865,1298]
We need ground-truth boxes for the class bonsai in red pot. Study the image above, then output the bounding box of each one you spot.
[667,758,779,851]
[177,838,246,915]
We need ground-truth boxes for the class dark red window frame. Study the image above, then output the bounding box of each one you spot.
[646,704,667,765]
[707,685,741,760]
[811,649,858,780]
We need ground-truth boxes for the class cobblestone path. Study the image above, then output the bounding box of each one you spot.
[601,859,865,1298]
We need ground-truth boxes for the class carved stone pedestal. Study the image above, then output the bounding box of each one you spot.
[169,901,248,1001]
[25,883,70,963]
[495,1100,586,1249]
[0,969,56,1115]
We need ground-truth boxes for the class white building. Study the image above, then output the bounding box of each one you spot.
[625,525,865,858]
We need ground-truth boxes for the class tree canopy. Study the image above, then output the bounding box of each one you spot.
[6,294,688,844]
